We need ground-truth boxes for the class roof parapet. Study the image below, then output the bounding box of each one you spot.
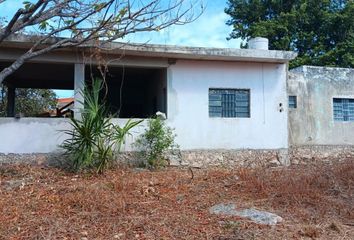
[1,35,297,63]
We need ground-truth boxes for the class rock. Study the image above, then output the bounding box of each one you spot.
[209,203,236,215]
[209,203,283,225]
[237,208,283,225]
[268,158,280,167]
[3,178,31,190]
[176,194,184,202]
[114,233,124,239]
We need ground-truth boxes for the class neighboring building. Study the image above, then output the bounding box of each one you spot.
[57,97,74,109]
[0,36,297,166]
[55,97,74,117]
[288,66,354,162]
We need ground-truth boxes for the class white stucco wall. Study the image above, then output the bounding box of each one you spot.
[0,118,147,154]
[0,118,71,154]
[166,60,288,150]
[0,60,289,154]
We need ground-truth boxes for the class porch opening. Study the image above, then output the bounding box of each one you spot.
[0,62,74,117]
[1,62,167,118]
[87,66,167,118]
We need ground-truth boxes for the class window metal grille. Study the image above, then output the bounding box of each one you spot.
[333,98,354,121]
[209,89,250,118]
[289,96,297,109]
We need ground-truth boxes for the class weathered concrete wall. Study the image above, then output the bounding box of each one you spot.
[288,66,354,146]
[167,60,289,150]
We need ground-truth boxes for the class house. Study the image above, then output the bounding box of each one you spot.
[288,66,354,163]
[57,97,74,109]
[55,97,74,117]
[0,36,297,166]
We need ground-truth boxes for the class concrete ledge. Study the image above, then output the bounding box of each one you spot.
[2,146,352,168]
[0,149,287,168]
[0,152,143,167]
[2,35,297,64]
[290,145,354,164]
[177,149,287,168]
[0,153,65,166]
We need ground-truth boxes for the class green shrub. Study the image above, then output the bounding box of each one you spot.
[135,114,180,169]
[61,79,142,173]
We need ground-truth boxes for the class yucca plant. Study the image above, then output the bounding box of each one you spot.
[61,79,142,173]
[112,119,142,152]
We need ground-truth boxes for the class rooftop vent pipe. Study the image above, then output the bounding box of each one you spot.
[248,37,269,50]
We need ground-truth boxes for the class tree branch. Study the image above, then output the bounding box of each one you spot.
[0,0,203,84]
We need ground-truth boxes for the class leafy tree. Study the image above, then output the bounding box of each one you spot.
[225,0,354,68]
[0,86,57,116]
[0,0,202,83]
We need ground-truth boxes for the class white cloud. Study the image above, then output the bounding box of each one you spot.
[126,10,240,48]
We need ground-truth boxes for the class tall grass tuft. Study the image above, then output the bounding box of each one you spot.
[61,79,142,173]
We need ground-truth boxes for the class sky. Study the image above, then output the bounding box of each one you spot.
[1,0,240,98]
[124,0,241,48]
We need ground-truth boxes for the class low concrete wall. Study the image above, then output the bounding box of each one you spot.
[0,118,71,154]
[0,118,148,154]
[1,118,352,168]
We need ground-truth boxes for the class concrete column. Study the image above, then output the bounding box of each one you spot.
[6,85,15,117]
[74,63,85,119]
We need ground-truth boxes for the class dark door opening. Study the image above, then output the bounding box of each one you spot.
[86,66,167,118]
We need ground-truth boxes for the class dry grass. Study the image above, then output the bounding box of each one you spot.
[0,160,353,239]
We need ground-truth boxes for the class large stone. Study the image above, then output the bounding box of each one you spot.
[209,203,283,225]
[3,178,32,190]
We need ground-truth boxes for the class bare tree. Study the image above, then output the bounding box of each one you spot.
[0,0,203,84]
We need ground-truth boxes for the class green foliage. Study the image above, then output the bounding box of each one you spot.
[61,79,142,173]
[225,0,354,68]
[0,86,57,117]
[38,21,49,31]
[135,116,180,169]
[23,1,34,10]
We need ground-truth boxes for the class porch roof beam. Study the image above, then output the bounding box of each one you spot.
[0,47,170,68]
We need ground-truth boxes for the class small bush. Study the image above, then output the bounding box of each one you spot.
[135,114,180,169]
[61,79,142,173]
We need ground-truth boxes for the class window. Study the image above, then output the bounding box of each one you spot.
[209,89,250,118]
[333,98,354,121]
[289,96,297,109]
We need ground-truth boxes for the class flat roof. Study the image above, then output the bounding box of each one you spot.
[0,35,297,64]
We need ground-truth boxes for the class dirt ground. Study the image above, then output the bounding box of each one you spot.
[0,160,353,240]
